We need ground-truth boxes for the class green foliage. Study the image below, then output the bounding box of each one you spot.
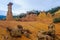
[16,6,60,18]
[47,6,60,14]
[18,13,26,18]
[53,17,60,23]
[29,10,40,15]
[17,10,39,18]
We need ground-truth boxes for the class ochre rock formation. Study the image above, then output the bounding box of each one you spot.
[6,2,14,21]
[0,2,60,40]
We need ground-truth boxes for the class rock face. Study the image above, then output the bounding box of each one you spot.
[20,13,37,21]
[19,11,53,24]
[6,2,14,21]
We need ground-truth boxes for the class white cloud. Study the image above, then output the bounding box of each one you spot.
[0,0,60,15]
[12,0,33,15]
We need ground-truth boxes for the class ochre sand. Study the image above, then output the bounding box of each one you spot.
[0,21,60,40]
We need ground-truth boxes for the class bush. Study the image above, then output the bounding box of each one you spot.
[53,18,60,23]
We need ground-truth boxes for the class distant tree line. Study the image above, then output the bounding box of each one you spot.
[47,6,60,13]
[46,6,60,16]
[17,6,60,18]
[18,10,40,18]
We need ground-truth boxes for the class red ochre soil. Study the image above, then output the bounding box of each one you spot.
[0,21,60,40]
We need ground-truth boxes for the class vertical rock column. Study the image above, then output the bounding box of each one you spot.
[6,2,14,21]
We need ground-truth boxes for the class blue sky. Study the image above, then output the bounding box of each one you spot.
[0,0,60,16]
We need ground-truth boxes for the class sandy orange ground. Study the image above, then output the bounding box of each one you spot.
[0,21,60,40]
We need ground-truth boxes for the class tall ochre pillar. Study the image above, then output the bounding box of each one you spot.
[6,2,14,21]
